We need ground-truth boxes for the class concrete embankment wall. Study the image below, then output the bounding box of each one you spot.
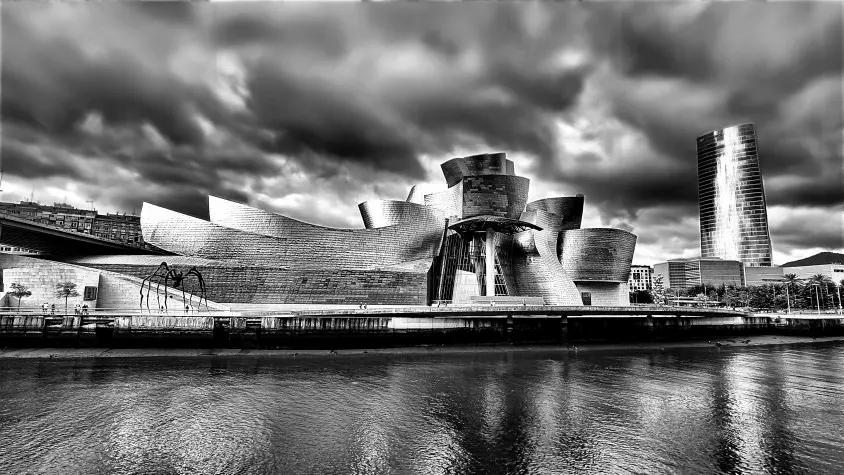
[1,314,843,349]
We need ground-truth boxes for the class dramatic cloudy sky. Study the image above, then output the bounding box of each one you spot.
[1,2,842,265]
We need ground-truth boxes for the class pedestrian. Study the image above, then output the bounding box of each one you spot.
[42,302,48,316]
[74,303,81,315]
[50,303,55,315]
[185,304,190,314]
[82,304,89,315]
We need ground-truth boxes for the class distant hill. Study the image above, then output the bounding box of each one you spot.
[782,251,844,267]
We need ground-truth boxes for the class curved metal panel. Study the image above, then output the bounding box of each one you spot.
[441,152,515,187]
[461,175,529,220]
[423,182,463,218]
[510,229,583,305]
[525,196,584,231]
[558,228,637,282]
[405,185,425,204]
[358,200,444,229]
[441,159,470,188]
[146,200,446,271]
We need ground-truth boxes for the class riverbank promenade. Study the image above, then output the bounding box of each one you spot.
[1,304,842,349]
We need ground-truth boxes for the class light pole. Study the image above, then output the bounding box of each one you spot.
[762,277,789,315]
[812,283,821,315]
[785,283,790,315]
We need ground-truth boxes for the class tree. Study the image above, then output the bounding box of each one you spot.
[54,281,80,314]
[9,283,32,310]
[807,274,834,310]
[782,273,801,311]
[651,274,666,306]
[629,289,652,304]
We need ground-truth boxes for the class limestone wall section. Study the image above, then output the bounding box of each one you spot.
[0,255,100,310]
[575,282,631,306]
[76,262,428,305]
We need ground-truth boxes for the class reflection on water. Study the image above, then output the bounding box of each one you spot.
[1,343,843,474]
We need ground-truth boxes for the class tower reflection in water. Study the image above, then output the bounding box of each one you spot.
[1,346,843,474]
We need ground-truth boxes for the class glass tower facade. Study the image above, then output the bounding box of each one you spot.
[697,123,773,267]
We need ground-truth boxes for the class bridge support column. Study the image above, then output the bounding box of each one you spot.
[485,228,495,298]
[645,315,655,341]
[505,314,513,343]
[560,316,569,344]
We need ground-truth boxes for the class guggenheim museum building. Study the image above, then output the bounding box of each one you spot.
[1,153,637,309]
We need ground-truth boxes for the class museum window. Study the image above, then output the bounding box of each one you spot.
[83,286,98,301]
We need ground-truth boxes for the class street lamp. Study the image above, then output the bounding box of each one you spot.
[762,277,790,315]
[811,283,821,315]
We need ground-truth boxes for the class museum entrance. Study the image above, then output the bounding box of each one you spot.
[428,216,540,305]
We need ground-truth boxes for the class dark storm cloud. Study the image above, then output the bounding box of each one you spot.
[591,3,841,94]
[1,2,840,260]
[209,5,592,181]
[212,13,349,59]
[245,62,426,178]
[769,209,844,251]
[2,16,208,147]
[127,2,198,25]
[562,155,697,219]
[1,141,84,181]
[542,2,843,224]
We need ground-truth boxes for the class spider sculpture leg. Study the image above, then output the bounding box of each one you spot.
[186,268,208,310]
[147,274,163,311]
[142,263,171,311]
[164,270,175,311]
[141,263,165,310]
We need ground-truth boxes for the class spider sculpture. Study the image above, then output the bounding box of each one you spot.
[140,262,208,312]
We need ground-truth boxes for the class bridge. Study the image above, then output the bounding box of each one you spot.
[0,211,169,256]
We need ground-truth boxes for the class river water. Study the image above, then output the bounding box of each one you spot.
[1,343,843,474]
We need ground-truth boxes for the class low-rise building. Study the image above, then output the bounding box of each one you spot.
[0,201,143,246]
[92,213,143,244]
[743,265,784,286]
[628,265,653,291]
[0,245,40,255]
[653,257,743,291]
[781,264,844,283]
[781,252,844,283]
[0,201,96,233]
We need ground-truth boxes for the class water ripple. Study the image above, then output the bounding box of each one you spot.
[1,343,843,474]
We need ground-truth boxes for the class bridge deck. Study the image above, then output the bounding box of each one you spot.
[0,211,167,255]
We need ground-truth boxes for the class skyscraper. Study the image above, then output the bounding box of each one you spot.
[697,123,773,266]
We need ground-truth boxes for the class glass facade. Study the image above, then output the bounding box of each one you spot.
[697,123,773,267]
[654,258,743,290]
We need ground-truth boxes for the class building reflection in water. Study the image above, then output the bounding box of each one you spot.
[1,345,844,474]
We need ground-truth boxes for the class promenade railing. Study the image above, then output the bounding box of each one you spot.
[0,306,240,317]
